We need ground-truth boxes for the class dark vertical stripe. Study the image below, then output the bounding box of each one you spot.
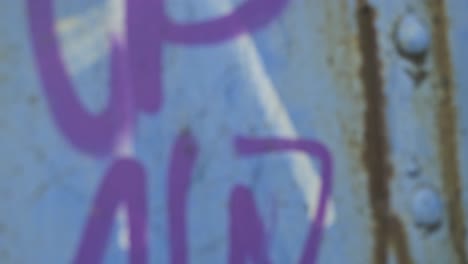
[428,1,468,263]
[356,2,413,264]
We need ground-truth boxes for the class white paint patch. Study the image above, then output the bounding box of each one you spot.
[57,0,125,74]
[114,131,135,158]
[116,204,130,251]
[106,0,126,40]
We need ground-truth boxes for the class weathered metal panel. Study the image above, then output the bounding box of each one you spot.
[0,0,467,263]
[364,0,468,263]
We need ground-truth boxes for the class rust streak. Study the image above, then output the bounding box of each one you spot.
[356,3,391,263]
[356,2,413,264]
[427,1,468,263]
[389,215,413,264]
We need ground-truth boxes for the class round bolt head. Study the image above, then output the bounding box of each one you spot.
[396,14,430,56]
[411,186,443,231]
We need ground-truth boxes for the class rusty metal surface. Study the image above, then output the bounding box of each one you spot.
[0,0,467,263]
[364,0,467,263]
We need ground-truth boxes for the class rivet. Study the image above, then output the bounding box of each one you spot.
[411,186,443,231]
[396,14,430,56]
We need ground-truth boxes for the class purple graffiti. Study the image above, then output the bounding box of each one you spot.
[233,137,333,264]
[165,134,333,264]
[127,0,287,112]
[28,0,289,147]
[230,186,270,264]
[27,1,135,156]
[163,0,288,44]
[74,159,148,264]
[168,131,198,264]
[26,0,335,263]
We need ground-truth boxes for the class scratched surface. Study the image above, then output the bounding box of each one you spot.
[0,0,467,263]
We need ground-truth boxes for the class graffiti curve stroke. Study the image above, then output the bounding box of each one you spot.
[167,133,333,264]
[27,0,288,156]
[27,0,333,263]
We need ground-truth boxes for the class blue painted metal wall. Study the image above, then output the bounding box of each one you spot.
[0,0,467,263]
